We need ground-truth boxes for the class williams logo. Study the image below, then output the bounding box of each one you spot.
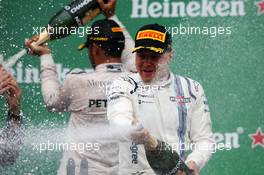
[170,96,191,104]
[131,0,246,18]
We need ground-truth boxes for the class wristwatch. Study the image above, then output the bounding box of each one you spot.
[7,110,23,124]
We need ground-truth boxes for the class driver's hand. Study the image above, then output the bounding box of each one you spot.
[176,161,198,175]
[25,36,51,56]
[131,127,151,144]
[97,0,117,18]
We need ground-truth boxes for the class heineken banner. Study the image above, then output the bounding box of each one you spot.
[0,0,263,174]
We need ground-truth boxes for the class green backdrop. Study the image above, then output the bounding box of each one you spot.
[0,0,264,174]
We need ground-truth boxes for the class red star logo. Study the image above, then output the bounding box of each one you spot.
[249,127,264,148]
[255,0,264,15]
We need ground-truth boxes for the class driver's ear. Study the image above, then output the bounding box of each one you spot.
[89,43,100,56]
[163,49,174,63]
[168,49,174,60]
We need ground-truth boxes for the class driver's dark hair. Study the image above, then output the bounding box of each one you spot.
[95,42,124,58]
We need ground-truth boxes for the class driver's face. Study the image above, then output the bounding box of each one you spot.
[136,50,164,83]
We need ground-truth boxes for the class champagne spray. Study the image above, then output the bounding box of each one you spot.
[1,0,108,69]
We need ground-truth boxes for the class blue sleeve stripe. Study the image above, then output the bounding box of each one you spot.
[175,75,188,160]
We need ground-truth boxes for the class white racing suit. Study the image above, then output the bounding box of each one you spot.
[40,15,135,175]
[107,72,215,175]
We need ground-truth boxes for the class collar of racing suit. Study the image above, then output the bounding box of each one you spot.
[95,63,124,73]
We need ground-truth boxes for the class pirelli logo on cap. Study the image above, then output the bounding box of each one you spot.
[112,27,123,32]
[136,30,166,43]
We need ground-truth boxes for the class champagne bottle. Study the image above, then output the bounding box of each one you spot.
[66,158,76,175]
[79,158,88,175]
[32,0,108,46]
[145,136,193,175]
[4,0,108,69]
